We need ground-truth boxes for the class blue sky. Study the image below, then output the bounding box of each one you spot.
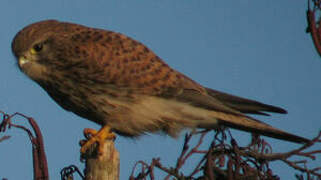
[0,1,320,179]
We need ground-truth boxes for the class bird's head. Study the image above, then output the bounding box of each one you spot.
[12,20,63,81]
[11,19,85,82]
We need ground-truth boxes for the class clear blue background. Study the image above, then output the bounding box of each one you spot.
[0,1,320,179]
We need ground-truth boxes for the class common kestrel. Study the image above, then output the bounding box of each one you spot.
[12,20,308,153]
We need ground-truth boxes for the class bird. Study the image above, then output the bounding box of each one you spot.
[11,20,309,154]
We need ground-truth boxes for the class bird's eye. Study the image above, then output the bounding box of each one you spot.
[31,43,43,54]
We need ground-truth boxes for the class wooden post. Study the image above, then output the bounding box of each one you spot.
[82,140,120,180]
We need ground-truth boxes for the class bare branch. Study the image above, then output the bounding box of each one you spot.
[0,111,49,180]
[131,130,321,180]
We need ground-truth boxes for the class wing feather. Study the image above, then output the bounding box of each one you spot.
[205,88,287,115]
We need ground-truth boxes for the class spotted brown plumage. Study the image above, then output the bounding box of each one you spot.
[12,20,308,153]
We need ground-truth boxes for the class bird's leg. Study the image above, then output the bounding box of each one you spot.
[80,125,116,155]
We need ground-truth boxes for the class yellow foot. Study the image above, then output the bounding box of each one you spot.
[80,126,116,155]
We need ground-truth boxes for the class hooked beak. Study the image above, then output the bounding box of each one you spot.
[18,56,30,67]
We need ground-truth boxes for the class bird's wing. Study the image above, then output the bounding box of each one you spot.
[205,88,287,115]
[71,28,286,117]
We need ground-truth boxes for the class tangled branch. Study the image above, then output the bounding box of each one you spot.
[60,164,84,180]
[0,111,49,180]
[130,130,321,180]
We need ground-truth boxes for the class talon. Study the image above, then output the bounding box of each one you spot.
[83,128,98,139]
[80,126,116,155]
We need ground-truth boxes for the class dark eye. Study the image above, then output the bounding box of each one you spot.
[33,43,43,52]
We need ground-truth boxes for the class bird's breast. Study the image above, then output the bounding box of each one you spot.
[39,73,135,125]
